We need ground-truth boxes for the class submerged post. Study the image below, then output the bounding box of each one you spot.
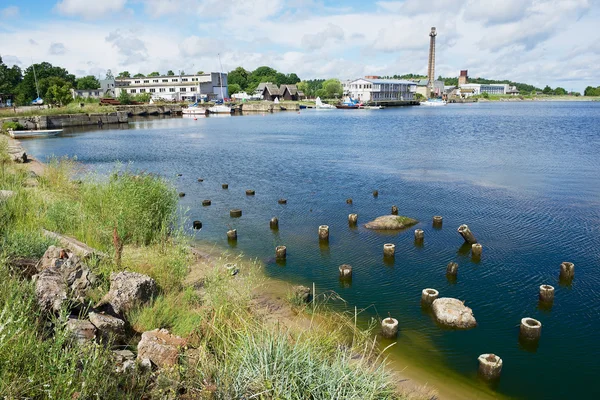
[246,189,255,196]
[339,264,352,279]
[346,198,353,204]
[348,213,358,226]
[227,229,237,241]
[478,354,503,381]
[192,220,202,230]
[421,288,439,305]
[539,284,555,303]
[381,317,399,339]
[391,205,398,215]
[458,224,477,244]
[559,262,574,281]
[373,190,379,197]
[202,200,211,206]
[472,243,482,257]
[433,216,443,227]
[222,184,228,189]
[383,243,396,257]
[318,225,329,242]
[520,318,542,341]
[230,209,242,218]
[446,262,458,277]
[276,245,287,259]
[414,229,424,241]
[278,199,287,204]
[270,217,279,230]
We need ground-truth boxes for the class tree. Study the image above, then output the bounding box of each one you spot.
[482,91,489,99]
[252,66,277,77]
[297,81,308,97]
[15,62,75,104]
[46,83,72,106]
[148,72,160,77]
[196,70,204,75]
[133,73,145,78]
[167,70,175,76]
[315,88,327,99]
[227,66,249,89]
[584,86,600,96]
[105,69,114,80]
[76,75,100,90]
[286,73,300,84]
[0,56,23,95]
[133,93,151,103]
[179,70,185,75]
[38,77,72,101]
[228,83,242,95]
[118,89,132,105]
[117,71,130,78]
[554,87,567,96]
[322,79,343,98]
[542,85,553,95]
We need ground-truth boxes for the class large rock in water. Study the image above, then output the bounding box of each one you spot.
[364,215,418,230]
[432,298,477,329]
[34,246,95,313]
[137,329,187,368]
[97,271,157,316]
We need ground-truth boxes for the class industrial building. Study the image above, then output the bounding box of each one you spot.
[343,78,417,101]
[114,72,228,101]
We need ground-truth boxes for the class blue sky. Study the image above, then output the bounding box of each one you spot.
[1,0,598,91]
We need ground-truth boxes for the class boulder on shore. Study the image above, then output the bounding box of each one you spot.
[34,246,95,313]
[66,316,97,343]
[89,311,126,343]
[364,215,418,230]
[137,329,187,368]
[96,271,157,316]
[432,297,477,329]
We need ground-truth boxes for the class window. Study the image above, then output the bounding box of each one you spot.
[180,88,186,92]
[130,89,136,93]
[192,78,198,81]
[172,79,178,82]
[143,80,149,83]
[150,89,155,93]
[153,79,158,83]
[159,88,165,92]
[140,89,146,93]
[182,78,188,82]
[162,79,168,82]
[134,80,140,83]
[169,88,175,92]
[190,87,196,91]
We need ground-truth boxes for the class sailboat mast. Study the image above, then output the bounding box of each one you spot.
[32,62,40,99]
[218,53,225,100]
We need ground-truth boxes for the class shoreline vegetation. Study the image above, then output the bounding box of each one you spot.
[0,135,510,399]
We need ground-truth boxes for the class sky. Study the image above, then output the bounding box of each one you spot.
[0,0,598,92]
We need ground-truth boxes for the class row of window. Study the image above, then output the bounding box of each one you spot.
[132,78,199,84]
[129,87,197,94]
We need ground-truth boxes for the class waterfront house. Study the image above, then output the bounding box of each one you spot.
[255,83,281,101]
[344,78,417,102]
[457,83,513,97]
[71,79,116,100]
[114,72,228,102]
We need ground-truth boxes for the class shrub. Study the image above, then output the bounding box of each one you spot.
[1,121,24,131]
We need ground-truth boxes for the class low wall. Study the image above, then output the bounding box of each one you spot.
[1,112,129,130]
[239,101,300,112]
[115,105,182,116]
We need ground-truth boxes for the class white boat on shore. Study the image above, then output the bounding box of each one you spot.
[182,105,208,115]
[421,99,447,106]
[207,104,233,114]
[315,97,335,109]
[363,105,384,109]
[8,129,63,139]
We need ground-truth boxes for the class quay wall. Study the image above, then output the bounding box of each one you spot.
[115,105,182,116]
[1,112,128,130]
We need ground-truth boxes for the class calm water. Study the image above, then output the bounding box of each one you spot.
[24,102,600,399]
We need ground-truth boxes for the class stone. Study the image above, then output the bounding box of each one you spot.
[0,190,15,201]
[35,267,68,314]
[293,285,311,303]
[137,329,187,368]
[42,230,107,260]
[37,245,70,271]
[364,215,418,230]
[381,317,399,339]
[113,349,136,373]
[66,317,97,343]
[61,254,96,303]
[97,271,157,316]
[89,312,126,343]
[431,297,477,329]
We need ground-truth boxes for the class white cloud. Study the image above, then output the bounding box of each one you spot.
[301,24,345,50]
[1,55,22,67]
[55,0,127,19]
[464,0,532,25]
[105,29,149,65]
[1,6,19,18]
[49,42,67,55]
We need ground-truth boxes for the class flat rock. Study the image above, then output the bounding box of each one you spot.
[137,328,187,368]
[364,215,418,230]
[97,271,157,316]
[42,229,107,260]
[89,312,126,343]
[66,317,97,343]
[432,297,477,329]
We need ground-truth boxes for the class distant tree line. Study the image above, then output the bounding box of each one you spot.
[584,86,600,96]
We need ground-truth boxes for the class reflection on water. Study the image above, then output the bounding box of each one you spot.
[24,102,600,400]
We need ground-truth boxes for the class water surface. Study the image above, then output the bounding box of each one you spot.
[24,102,600,399]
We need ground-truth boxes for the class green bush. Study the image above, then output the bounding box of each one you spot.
[2,121,24,131]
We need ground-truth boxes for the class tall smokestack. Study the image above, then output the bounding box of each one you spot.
[428,27,437,95]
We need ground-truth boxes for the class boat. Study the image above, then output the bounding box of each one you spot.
[315,97,335,109]
[363,105,384,109]
[335,96,361,109]
[421,98,447,106]
[299,104,307,109]
[182,102,208,115]
[31,63,44,105]
[8,129,62,139]
[208,54,232,114]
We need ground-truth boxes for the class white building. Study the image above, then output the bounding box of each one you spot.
[114,72,228,101]
[344,78,417,102]
[71,79,117,99]
[458,83,515,97]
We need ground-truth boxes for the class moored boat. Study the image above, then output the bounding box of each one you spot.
[421,98,447,106]
[315,97,335,109]
[8,129,63,139]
